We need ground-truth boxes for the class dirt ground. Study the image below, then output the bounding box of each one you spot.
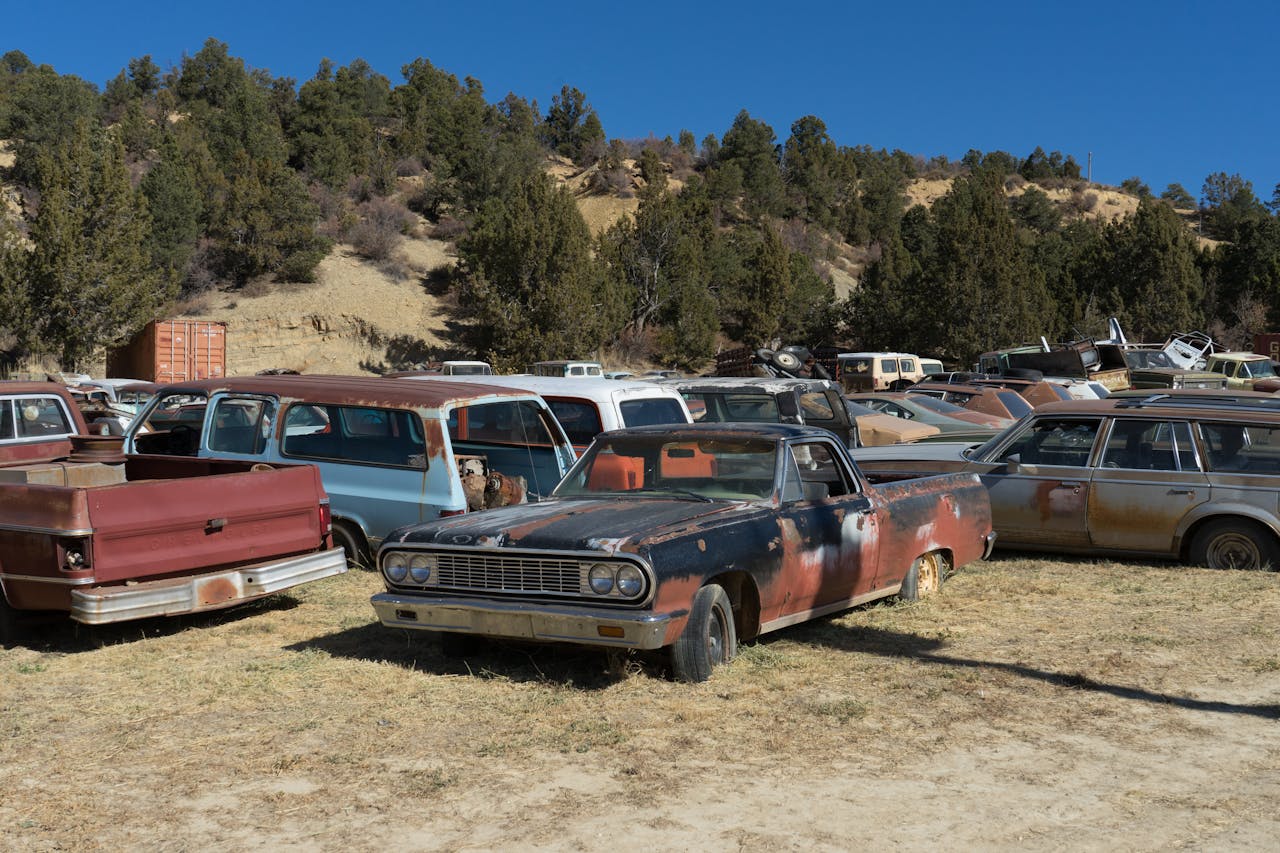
[2,555,1278,851]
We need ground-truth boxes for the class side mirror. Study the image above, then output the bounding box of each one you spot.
[1004,454,1022,474]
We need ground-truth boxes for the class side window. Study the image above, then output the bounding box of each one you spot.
[1101,419,1188,471]
[799,391,835,421]
[1200,422,1280,473]
[791,441,853,500]
[0,400,12,439]
[780,449,805,502]
[899,359,916,374]
[15,396,74,438]
[997,418,1102,467]
[285,405,426,468]
[452,400,557,446]
[208,398,275,455]
[880,359,898,374]
[548,399,602,446]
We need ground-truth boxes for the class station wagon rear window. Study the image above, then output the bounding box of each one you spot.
[548,400,603,446]
[448,400,560,447]
[680,392,780,424]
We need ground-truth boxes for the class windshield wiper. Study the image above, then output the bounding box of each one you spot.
[631,487,715,502]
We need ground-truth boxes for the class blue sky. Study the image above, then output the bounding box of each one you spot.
[6,1,1277,200]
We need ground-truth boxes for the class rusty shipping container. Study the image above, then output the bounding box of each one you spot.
[107,320,227,383]
[1253,333,1280,361]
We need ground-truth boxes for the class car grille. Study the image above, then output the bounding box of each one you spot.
[433,552,583,595]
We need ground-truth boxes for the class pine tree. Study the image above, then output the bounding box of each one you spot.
[457,173,622,369]
[918,169,1053,361]
[1104,198,1204,338]
[718,111,785,218]
[25,122,170,369]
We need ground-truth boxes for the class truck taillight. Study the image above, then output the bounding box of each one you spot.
[319,502,332,535]
[440,508,466,517]
[58,537,92,572]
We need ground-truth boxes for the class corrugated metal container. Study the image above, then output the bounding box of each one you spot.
[107,320,227,383]
[1253,333,1280,361]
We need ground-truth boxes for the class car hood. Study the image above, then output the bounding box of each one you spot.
[382,497,756,554]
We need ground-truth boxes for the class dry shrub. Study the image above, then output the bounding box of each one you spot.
[173,293,212,316]
[181,239,220,296]
[1004,174,1028,191]
[241,277,273,298]
[1068,189,1099,216]
[395,157,425,177]
[350,197,413,262]
[431,216,467,243]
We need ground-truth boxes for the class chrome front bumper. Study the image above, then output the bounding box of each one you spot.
[370,592,680,649]
[70,547,348,625]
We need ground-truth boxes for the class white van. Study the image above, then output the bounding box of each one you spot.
[401,375,691,452]
[531,360,604,378]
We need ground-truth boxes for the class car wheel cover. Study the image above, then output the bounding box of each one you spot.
[917,554,941,595]
[1206,531,1265,570]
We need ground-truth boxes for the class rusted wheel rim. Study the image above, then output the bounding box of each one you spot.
[917,554,941,595]
[1206,532,1264,570]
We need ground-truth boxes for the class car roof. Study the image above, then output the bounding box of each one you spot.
[0,380,77,397]
[597,422,828,441]
[1034,395,1280,419]
[397,373,685,402]
[662,377,841,393]
[147,374,541,409]
[1208,352,1267,361]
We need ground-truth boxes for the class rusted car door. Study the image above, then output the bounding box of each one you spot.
[1087,418,1208,553]
[774,439,880,619]
[977,417,1102,549]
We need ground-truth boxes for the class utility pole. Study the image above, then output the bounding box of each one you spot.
[1087,151,1093,183]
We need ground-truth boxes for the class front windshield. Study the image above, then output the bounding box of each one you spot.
[554,434,778,501]
[1244,360,1278,379]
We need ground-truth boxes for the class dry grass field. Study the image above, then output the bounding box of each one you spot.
[3,555,1279,851]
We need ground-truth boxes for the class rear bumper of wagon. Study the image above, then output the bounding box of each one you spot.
[371,592,681,649]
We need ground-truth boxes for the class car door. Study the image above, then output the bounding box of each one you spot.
[976,417,1103,548]
[1087,418,1208,554]
[775,440,880,619]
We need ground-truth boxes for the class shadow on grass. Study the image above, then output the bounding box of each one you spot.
[1,595,303,654]
[286,621,638,690]
[789,619,1280,721]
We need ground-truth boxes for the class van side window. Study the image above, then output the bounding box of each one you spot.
[451,400,558,446]
[283,404,427,468]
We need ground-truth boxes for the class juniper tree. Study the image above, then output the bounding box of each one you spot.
[25,122,169,369]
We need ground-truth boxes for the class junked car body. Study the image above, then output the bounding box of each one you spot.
[371,423,995,681]
[853,395,1280,569]
[846,392,1012,443]
[123,376,575,565]
[663,377,860,449]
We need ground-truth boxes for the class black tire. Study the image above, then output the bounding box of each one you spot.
[898,552,945,602]
[332,521,371,570]
[670,584,736,683]
[1190,518,1280,571]
[0,589,16,648]
[889,379,912,391]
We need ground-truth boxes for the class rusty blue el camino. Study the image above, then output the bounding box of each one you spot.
[371,423,995,681]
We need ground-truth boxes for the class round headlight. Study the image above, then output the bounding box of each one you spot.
[384,552,409,583]
[409,554,434,583]
[615,565,643,598]
[588,563,615,595]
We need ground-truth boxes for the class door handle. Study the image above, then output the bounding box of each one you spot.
[1168,489,1195,496]
[1054,481,1082,491]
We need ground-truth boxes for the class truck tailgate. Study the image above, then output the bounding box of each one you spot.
[87,465,326,582]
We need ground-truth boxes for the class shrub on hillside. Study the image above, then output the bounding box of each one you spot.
[350,197,412,261]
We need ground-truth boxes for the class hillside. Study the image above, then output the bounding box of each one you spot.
[0,145,1210,377]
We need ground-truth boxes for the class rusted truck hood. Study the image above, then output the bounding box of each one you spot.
[383,498,754,554]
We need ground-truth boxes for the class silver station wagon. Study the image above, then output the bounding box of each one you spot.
[852,395,1280,570]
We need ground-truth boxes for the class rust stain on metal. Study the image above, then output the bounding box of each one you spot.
[697,539,706,552]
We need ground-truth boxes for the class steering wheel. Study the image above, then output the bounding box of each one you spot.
[168,424,197,456]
